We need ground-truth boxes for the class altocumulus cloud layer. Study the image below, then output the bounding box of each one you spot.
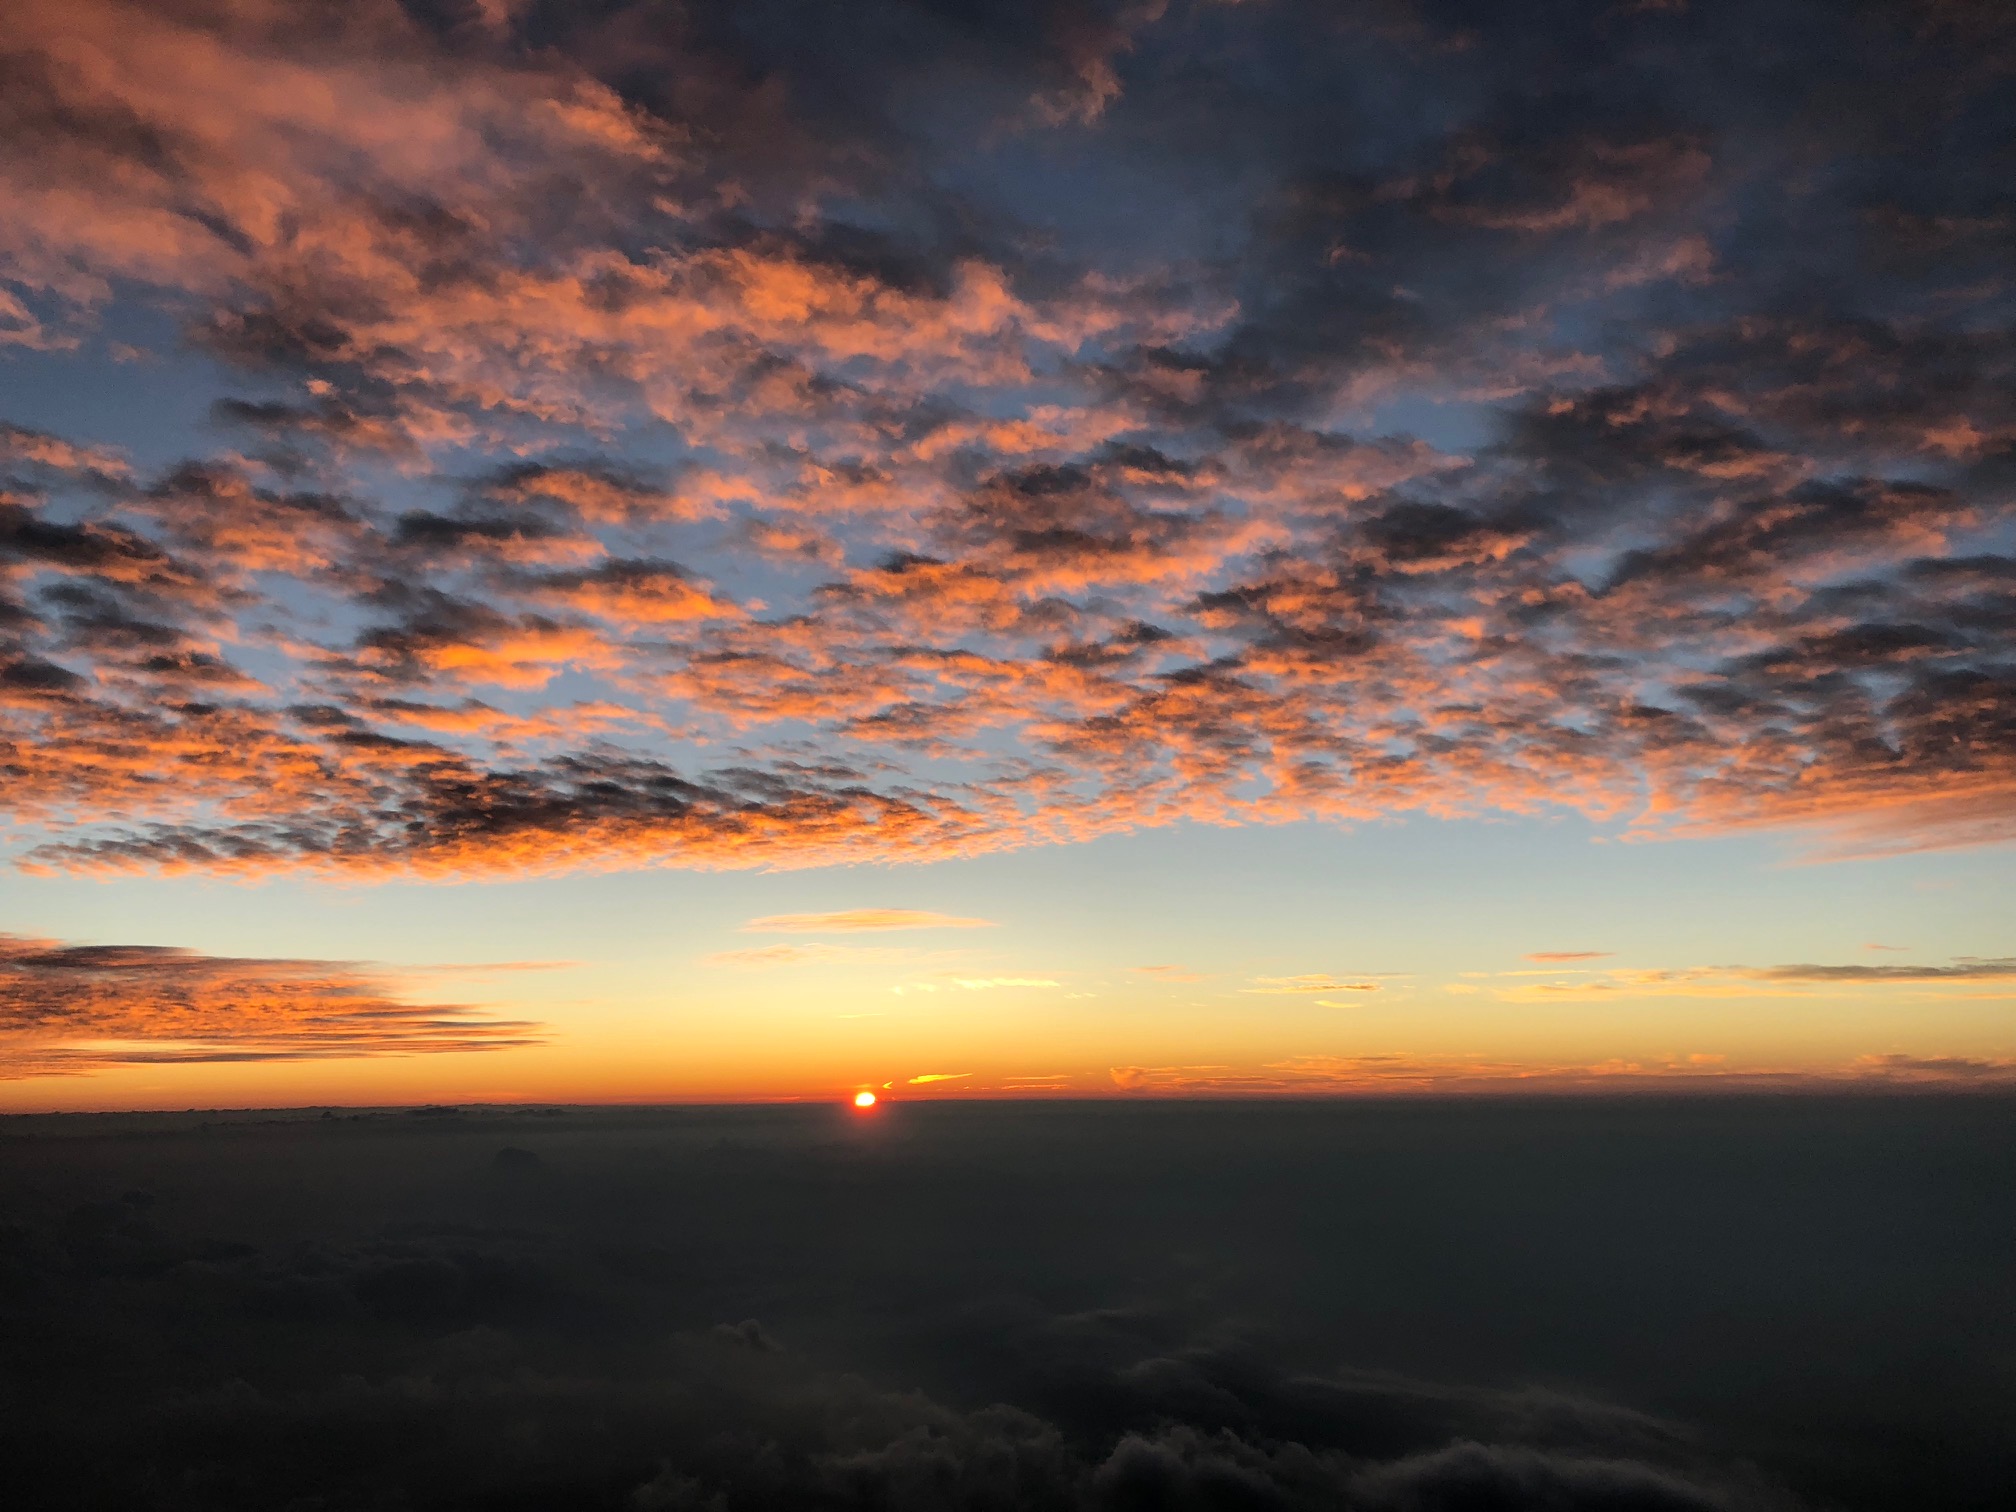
[2,0,2015,879]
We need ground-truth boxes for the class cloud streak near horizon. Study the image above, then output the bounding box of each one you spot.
[0,934,539,1076]
[1,0,2013,884]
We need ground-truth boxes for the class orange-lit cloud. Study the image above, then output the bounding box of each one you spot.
[0,934,538,1078]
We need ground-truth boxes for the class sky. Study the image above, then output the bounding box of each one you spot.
[2,0,2015,1109]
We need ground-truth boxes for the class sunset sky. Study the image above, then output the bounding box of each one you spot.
[3,0,2013,1109]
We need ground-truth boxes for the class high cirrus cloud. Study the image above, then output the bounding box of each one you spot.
[0,934,539,1075]
[0,0,2013,881]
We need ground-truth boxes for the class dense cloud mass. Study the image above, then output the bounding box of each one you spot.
[2,0,2014,878]
[4,1097,2012,1510]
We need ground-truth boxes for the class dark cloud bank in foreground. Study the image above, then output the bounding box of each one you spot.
[3,1097,2012,1510]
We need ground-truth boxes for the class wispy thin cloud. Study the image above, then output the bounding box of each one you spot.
[741,910,997,934]
[1104,1051,2016,1096]
[1748,958,2016,982]
[1489,957,2016,1001]
[1853,1053,2016,1081]
[1242,974,1396,994]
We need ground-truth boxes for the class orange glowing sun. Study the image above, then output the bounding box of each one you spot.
[853,1091,878,1108]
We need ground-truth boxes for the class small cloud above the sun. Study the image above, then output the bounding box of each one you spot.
[1133,964,1204,982]
[1525,951,1613,963]
[1243,974,1394,994]
[741,909,996,934]
[907,1072,972,1084]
